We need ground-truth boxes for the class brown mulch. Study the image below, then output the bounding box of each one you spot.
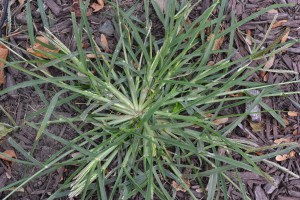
[0,0,299,199]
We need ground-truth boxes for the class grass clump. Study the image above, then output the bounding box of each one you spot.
[0,0,299,199]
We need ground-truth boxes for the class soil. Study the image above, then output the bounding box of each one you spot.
[0,0,300,199]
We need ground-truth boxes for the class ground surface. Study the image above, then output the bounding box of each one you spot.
[0,0,300,199]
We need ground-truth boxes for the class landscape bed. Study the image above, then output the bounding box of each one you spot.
[0,0,300,199]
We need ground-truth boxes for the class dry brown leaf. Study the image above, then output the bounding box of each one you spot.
[288,111,298,117]
[196,188,203,193]
[91,0,104,12]
[18,0,26,5]
[213,36,225,50]
[283,115,289,126]
[207,33,225,50]
[263,73,269,82]
[100,34,110,53]
[289,150,296,158]
[275,154,289,162]
[171,179,190,192]
[0,44,8,85]
[155,0,167,13]
[245,30,252,45]
[213,118,229,125]
[274,138,291,144]
[207,61,215,66]
[0,150,17,162]
[264,54,275,70]
[272,20,288,29]
[27,36,59,59]
[281,29,289,43]
[293,130,298,135]
[255,151,264,156]
[86,53,101,59]
[261,54,275,78]
[267,9,278,14]
[249,122,264,133]
[186,17,191,26]
[70,0,92,17]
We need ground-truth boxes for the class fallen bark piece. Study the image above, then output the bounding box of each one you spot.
[255,185,268,200]
[263,176,281,194]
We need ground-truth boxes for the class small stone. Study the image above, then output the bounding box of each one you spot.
[99,20,114,36]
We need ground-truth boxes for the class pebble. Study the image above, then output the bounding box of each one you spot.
[99,20,114,37]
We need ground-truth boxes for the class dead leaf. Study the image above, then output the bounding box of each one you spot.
[171,179,190,192]
[0,44,9,85]
[264,54,275,70]
[213,118,229,125]
[186,17,191,26]
[289,150,296,158]
[255,151,264,156]
[155,0,167,13]
[267,9,278,14]
[100,34,110,53]
[27,36,59,59]
[275,154,289,162]
[274,138,291,144]
[288,111,298,117]
[207,33,225,50]
[245,30,252,45]
[213,36,225,50]
[91,0,104,12]
[207,61,215,66]
[196,188,203,193]
[281,29,289,43]
[293,130,298,135]
[283,115,289,126]
[207,34,214,41]
[18,0,25,5]
[261,54,275,77]
[70,0,92,17]
[0,150,17,162]
[272,20,288,29]
[263,73,269,82]
[86,53,101,59]
[249,122,264,133]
